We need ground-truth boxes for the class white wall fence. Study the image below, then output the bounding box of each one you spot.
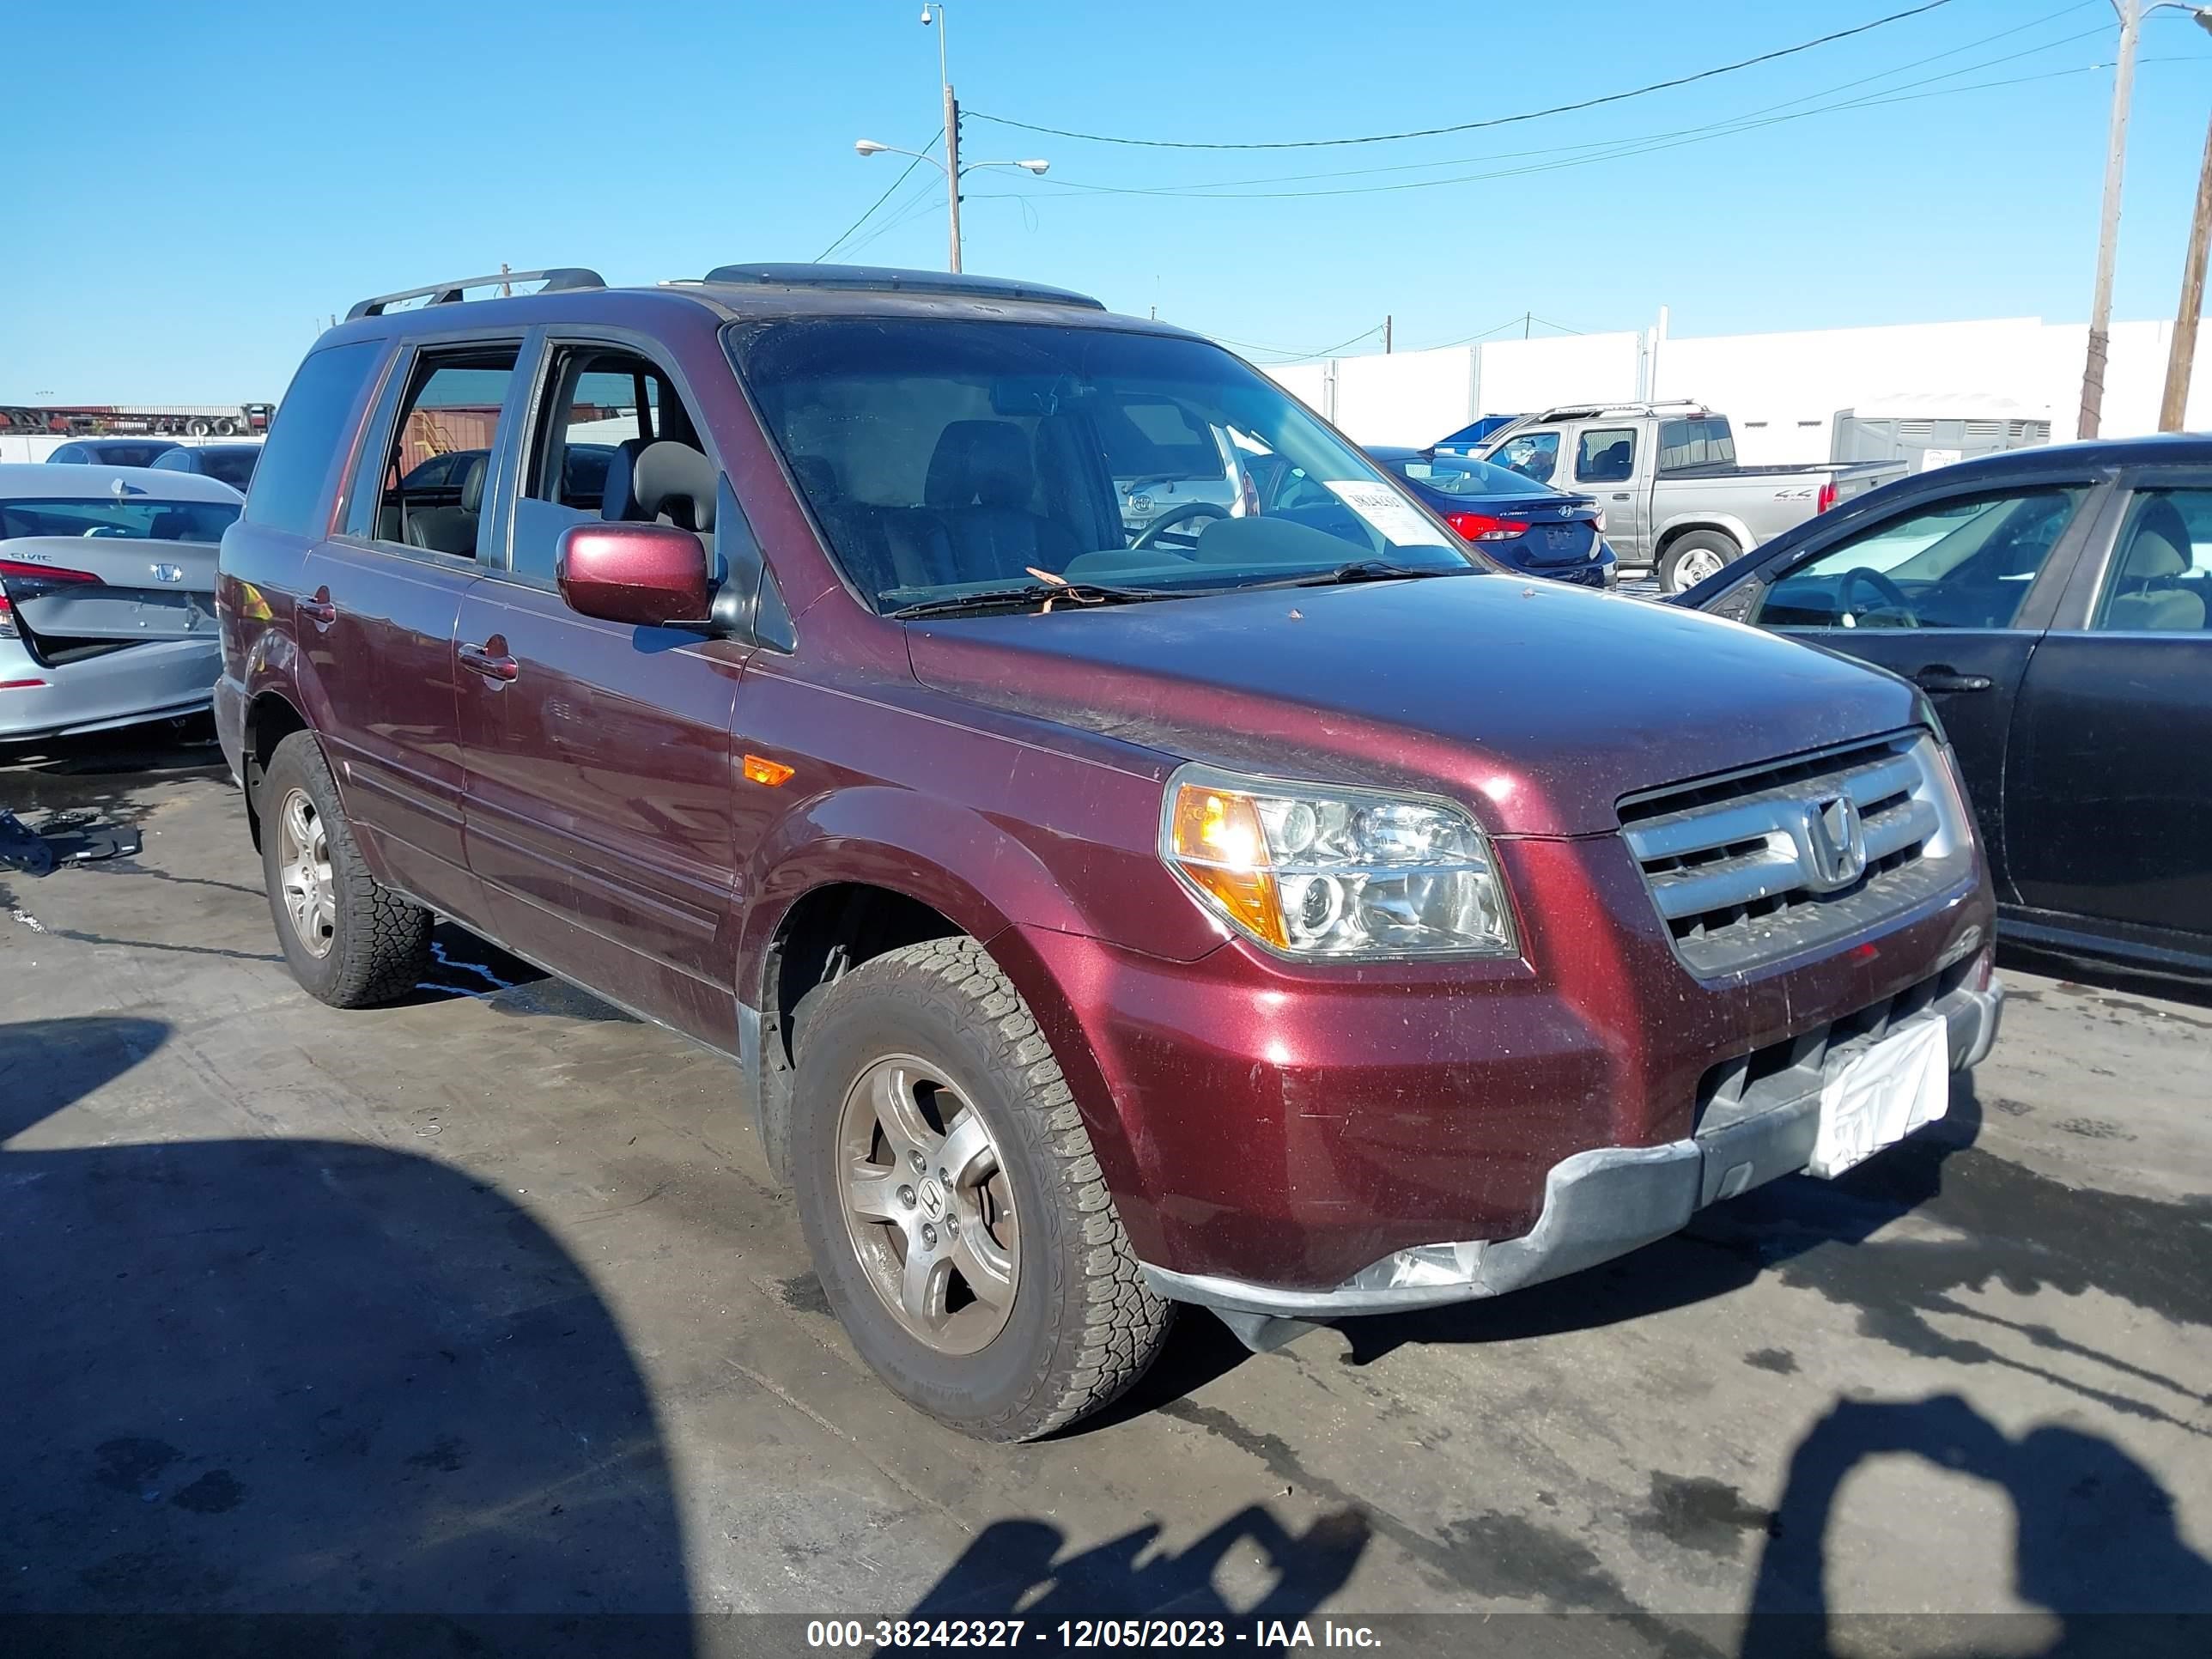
[1261,315,2212,462]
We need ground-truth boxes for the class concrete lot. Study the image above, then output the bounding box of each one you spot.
[3,726,2208,1650]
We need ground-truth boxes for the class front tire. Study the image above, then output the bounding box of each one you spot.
[258,731,432,1008]
[1658,530,1741,595]
[792,939,1172,1440]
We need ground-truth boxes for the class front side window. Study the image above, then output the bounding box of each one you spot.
[1754,487,2087,631]
[248,340,383,538]
[1492,430,1559,484]
[509,345,712,586]
[1575,428,1636,484]
[369,347,520,557]
[0,498,240,543]
[2094,489,2212,633]
[728,319,1462,611]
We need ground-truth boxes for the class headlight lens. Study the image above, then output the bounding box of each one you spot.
[1160,765,1516,958]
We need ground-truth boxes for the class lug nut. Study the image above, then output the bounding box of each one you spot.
[908,1149,927,1174]
[943,1214,959,1237]
[921,1223,939,1249]
[937,1168,949,1185]
[896,1184,915,1208]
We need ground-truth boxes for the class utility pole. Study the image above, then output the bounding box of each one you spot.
[1383,314,1393,354]
[944,81,963,273]
[1523,311,1531,340]
[2080,0,2144,440]
[2160,10,2212,429]
[925,4,961,273]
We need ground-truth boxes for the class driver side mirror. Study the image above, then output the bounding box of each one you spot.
[556,522,714,629]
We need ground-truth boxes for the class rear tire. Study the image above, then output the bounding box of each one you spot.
[259,731,432,1008]
[1658,530,1741,595]
[791,938,1172,1441]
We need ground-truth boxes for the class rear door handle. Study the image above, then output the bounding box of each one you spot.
[297,594,337,627]
[1913,667,1993,694]
[459,641,519,684]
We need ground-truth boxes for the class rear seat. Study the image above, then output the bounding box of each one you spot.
[405,454,486,556]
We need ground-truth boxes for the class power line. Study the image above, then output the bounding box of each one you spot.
[1215,324,1385,362]
[968,0,1960,151]
[988,19,2112,204]
[963,46,2186,211]
[817,127,943,261]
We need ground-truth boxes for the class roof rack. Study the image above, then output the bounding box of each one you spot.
[701,262,1105,311]
[1530,398,1709,422]
[345,267,607,321]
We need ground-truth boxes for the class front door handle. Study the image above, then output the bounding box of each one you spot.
[459,641,519,684]
[1913,666,1993,694]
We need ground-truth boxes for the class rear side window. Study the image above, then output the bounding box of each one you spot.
[1575,427,1636,483]
[246,341,383,538]
[368,347,523,557]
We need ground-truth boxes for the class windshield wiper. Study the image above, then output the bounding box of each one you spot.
[886,580,1178,620]
[1266,559,1470,590]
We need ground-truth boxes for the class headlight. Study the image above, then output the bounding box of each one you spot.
[1159,764,1516,959]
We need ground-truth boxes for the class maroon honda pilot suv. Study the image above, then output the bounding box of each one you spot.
[216,264,2002,1439]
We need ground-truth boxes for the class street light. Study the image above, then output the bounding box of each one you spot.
[845,4,1048,272]
[854,142,1048,177]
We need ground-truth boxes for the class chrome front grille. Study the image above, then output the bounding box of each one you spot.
[1620,730,1973,977]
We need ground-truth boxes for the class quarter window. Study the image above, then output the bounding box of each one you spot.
[2093,489,2212,633]
[1575,427,1636,484]
[1753,487,2087,631]
[245,340,382,538]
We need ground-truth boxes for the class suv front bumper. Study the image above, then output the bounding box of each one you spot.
[1139,975,2001,1324]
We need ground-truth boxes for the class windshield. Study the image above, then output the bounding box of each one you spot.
[727,319,1468,611]
[1389,453,1558,499]
[0,498,241,543]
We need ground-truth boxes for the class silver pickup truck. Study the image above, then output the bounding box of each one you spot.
[1475,403,1906,593]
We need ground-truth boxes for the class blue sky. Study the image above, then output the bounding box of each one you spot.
[9,0,2212,401]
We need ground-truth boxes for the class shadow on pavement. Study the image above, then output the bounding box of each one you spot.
[906,1504,1369,1623]
[0,1016,692,1650]
[1742,1393,2212,1658]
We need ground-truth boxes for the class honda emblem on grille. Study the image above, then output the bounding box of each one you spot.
[1802,794,1867,891]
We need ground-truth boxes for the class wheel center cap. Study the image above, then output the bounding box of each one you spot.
[916,1177,947,1222]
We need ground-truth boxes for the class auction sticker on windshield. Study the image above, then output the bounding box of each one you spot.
[1322,480,1450,547]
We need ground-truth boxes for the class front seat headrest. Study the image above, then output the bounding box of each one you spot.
[458,454,487,514]
[629,441,717,532]
[2122,500,2191,582]
[926,420,1033,509]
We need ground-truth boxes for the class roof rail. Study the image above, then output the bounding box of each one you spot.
[701,262,1105,311]
[345,267,607,321]
[1531,398,1710,422]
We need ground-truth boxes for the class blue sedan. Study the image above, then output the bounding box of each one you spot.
[1370,447,1617,587]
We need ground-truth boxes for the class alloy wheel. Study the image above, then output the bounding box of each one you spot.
[276,787,337,959]
[836,1053,1019,1356]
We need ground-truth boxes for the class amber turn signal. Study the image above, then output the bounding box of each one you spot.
[742,754,795,787]
[1166,781,1287,949]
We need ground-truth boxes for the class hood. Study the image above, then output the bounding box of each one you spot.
[905,574,1922,837]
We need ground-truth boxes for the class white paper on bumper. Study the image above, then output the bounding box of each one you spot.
[1807,1015,1951,1179]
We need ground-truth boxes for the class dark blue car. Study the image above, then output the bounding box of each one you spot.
[1369,447,1616,587]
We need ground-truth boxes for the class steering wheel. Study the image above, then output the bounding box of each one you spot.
[1131,501,1230,550]
[1838,565,1919,628]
